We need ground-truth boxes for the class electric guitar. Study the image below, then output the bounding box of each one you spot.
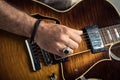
[0,0,120,80]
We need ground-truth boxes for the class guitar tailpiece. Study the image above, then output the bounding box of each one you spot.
[25,39,42,71]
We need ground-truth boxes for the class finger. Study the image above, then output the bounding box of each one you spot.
[69,32,82,44]
[55,43,73,56]
[63,38,79,50]
[69,28,83,35]
[73,30,83,35]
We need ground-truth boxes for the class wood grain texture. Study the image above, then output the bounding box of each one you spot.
[0,0,120,80]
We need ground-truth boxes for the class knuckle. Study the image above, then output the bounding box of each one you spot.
[70,49,74,54]
[63,27,69,34]
[78,38,82,44]
[59,35,64,41]
[60,35,68,42]
[77,37,82,44]
[55,42,60,47]
[75,39,80,44]
[74,43,79,49]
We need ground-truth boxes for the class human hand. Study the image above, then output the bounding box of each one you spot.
[35,21,83,57]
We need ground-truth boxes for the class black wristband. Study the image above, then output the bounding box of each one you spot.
[30,19,41,42]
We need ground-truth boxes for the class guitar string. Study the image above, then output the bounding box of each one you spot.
[38,33,120,62]
[81,34,120,42]
[82,35,120,47]
[37,24,120,59]
[81,24,120,37]
[82,24,120,34]
[38,45,120,62]
[81,25,120,41]
[40,43,120,61]
[37,30,120,56]
[38,42,120,60]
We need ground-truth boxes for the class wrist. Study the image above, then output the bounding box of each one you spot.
[34,20,47,43]
[30,19,42,41]
[24,17,37,38]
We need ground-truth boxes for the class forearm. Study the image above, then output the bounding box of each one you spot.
[0,1,83,57]
[0,1,36,38]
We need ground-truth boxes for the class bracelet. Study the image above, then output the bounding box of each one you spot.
[30,19,41,42]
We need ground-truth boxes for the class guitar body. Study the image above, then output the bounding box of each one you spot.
[0,0,120,80]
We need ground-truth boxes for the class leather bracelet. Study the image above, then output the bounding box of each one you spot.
[30,19,41,42]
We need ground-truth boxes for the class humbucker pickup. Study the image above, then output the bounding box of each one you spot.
[84,25,105,53]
